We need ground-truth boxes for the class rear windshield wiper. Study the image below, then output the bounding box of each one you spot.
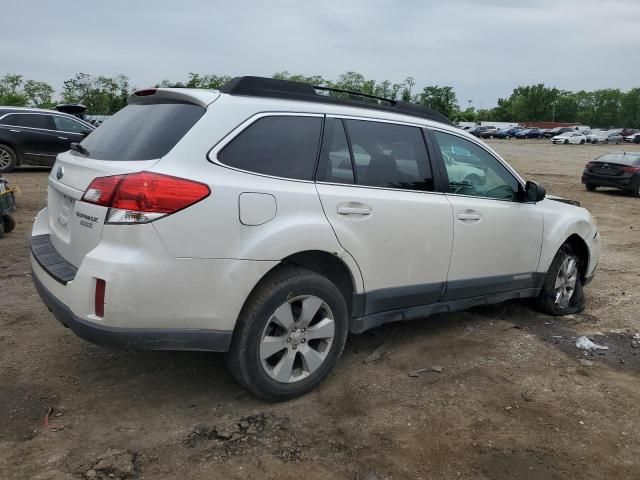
[70,142,90,157]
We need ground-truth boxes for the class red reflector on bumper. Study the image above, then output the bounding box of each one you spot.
[95,279,106,317]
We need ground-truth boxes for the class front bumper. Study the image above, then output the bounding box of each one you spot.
[32,268,233,351]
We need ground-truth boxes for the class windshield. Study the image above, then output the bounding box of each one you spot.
[79,102,205,160]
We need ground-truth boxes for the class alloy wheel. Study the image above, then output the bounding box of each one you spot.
[0,148,11,169]
[259,295,335,383]
[554,256,578,308]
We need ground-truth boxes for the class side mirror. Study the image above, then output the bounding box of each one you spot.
[80,129,93,137]
[525,180,546,202]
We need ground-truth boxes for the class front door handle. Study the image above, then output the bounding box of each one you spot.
[337,202,372,216]
[9,129,21,133]
[457,210,481,222]
[57,136,68,140]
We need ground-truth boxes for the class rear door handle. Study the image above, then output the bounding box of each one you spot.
[9,129,21,133]
[457,210,481,222]
[337,203,372,216]
[57,136,68,140]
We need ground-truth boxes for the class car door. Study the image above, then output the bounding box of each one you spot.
[430,129,543,301]
[7,113,61,165]
[315,118,453,316]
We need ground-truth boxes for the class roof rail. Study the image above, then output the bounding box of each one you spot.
[220,76,454,126]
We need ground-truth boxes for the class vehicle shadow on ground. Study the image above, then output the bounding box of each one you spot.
[60,299,636,412]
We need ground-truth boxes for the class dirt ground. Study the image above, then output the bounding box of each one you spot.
[1,140,639,480]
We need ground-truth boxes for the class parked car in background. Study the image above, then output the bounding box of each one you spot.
[591,131,623,144]
[515,128,544,139]
[29,76,600,401]
[544,127,574,138]
[477,126,502,138]
[619,128,639,138]
[490,128,514,139]
[503,126,524,137]
[469,125,492,137]
[0,107,95,172]
[582,152,640,197]
[624,132,640,143]
[552,132,587,144]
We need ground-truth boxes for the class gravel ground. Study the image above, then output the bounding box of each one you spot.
[1,140,639,480]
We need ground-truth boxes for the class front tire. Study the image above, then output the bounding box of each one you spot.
[226,266,349,402]
[536,245,585,315]
[580,139,585,144]
[564,139,569,145]
[585,184,597,192]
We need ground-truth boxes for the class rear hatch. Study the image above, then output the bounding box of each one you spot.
[47,89,216,267]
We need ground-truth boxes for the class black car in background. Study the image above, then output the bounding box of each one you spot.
[0,107,94,173]
[544,127,574,138]
[582,152,640,197]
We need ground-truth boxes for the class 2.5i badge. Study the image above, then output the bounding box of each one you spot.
[76,211,99,229]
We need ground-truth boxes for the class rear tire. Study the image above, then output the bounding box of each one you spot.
[580,139,585,144]
[536,245,585,316]
[0,144,17,173]
[564,139,569,145]
[226,266,349,402]
[585,184,597,192]
[1,214,15,233]
[631,185,640,198]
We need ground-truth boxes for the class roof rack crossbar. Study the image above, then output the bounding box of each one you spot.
[219,76,454,126]
[312,85,397,106]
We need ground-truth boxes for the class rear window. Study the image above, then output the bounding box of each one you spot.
[79,102,204,160]
[597,153,640,165]
[217,116,323,180]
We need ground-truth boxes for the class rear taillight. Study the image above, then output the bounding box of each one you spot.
[621,165,640,173]
[82,172,210,224]
[585,162,593,170]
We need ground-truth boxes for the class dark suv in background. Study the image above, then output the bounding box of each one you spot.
[0,107,94,172]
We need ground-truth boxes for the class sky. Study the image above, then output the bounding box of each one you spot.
[1,0,638,108]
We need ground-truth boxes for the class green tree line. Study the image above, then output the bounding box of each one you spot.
[2,72,639,128]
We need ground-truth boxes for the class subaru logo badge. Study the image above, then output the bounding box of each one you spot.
[56,166,64,180]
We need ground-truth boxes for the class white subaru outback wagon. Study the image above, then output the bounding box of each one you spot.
[31,76,599,401]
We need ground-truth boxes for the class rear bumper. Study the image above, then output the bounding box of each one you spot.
[29,207,279,352]
[582,173,637,190]
[32,268,233,351]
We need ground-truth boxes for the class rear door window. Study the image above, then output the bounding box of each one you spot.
[217,116,323,180]
[79,102,205,160]
[3,113,55,130]
[344,119,434,191]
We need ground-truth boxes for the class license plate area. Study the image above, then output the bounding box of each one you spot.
[58,194,74,229]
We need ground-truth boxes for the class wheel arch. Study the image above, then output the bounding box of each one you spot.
[564,234,589,281]
[236,249,364,329]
